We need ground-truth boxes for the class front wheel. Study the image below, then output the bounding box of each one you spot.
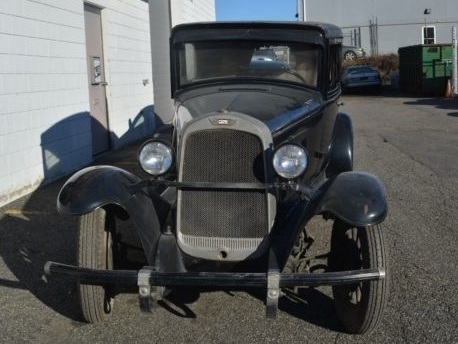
[77,208,115,323]
[328,221,389,334]
[344,51,357,60]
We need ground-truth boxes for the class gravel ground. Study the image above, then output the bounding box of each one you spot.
[0,93,457,343]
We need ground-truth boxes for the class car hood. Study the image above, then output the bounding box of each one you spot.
[174,84,322,134]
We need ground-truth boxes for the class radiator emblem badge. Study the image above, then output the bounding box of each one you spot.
[210,118,236,126]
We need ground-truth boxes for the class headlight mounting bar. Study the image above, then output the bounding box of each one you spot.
[128,179,316,199]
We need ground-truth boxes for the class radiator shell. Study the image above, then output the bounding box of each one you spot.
[176,113,275,261]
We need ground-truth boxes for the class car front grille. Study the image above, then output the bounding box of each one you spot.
[177,128,270,260]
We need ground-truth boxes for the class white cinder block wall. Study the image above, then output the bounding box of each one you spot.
[150,0,216,125]
[0,0,90,206]
[99,0,155,149]
[170,0,215,25]
[0,0,154,207]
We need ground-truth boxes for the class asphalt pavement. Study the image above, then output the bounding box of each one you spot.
[0,92,457,343]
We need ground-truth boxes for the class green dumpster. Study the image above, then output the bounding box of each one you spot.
[398,44,453,96]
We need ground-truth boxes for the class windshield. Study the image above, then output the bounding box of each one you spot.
[176,40,320,89]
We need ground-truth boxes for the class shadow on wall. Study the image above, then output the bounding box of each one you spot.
[41,105,156,183]
[41,111,93,183]
[0,106,157,324]
[112,105,156,149]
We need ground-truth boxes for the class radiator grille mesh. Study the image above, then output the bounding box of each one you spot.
[179,130,267,239]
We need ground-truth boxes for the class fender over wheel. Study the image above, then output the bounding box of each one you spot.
[77,208,115,323]
[328,220,389,334]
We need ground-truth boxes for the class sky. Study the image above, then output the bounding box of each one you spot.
[215,0,298,21]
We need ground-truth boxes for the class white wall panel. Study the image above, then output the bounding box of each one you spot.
[0,0,89,206]
[0,0,215,207]
[305,0,458,54]
[150,0,215,125]
[171,0,215,25]
[0,0,154,206]
[96,0,154,149]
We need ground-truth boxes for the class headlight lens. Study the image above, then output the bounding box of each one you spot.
[273,144,308,179]
[138,140,174,176]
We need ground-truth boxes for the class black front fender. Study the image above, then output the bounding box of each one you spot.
[315,171,388,227]
[273,171,387,269]
[325,112,353,178]
[58,165,141,215]
[57,165,161,263]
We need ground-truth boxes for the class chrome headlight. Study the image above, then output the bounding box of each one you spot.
[273,144,308,179]
[138,140,174,176]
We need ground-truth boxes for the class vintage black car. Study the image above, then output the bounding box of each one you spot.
[45,22,388,334]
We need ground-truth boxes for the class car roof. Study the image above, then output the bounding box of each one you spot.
[171,21,343,40]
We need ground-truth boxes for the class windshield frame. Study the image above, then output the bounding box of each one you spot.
[173,39,322,92]
[170,23,338,96]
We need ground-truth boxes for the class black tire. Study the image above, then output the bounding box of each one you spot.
[77,208,115,323]
[344,51,357,60]
[328,220,389,334]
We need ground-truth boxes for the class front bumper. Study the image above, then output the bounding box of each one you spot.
[44,261,385,317]
[44,261,385,287]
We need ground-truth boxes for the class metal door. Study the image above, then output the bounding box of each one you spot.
[84,4,110,155]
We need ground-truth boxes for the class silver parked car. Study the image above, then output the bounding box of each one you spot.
[341,65,382,91]
[342,45,366,60]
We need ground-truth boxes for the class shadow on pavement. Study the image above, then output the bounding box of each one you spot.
[152,284,342,332]
[403,97,458,117]
[0,107,156,321]
[0,179,81,320]
[279,287,343,332]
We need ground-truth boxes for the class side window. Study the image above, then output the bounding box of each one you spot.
[328,44,342,88]
[422,26,436,44]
